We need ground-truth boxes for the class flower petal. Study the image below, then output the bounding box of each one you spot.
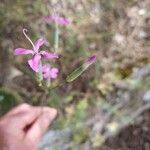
[85,55,96,66]
[14,48,33,55]
[43,16,53,23]
[42,64,50,73]
[50,68,59,79]
[58,17,71,26]
[43,15,71,26]
[42,64,59,79]
[40,51,59,59]
[34,37,46,51]
[28,54,41,72]
[42,64,50,79]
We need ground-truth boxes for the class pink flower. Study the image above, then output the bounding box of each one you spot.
[43,14,71,26]
[14,29,59,72]
[42,64,59,79]
[85,55,96,66]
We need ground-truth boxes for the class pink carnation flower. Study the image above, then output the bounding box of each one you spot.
[42,64,59,79]
[43,14,71,26]
[14,29,59,72]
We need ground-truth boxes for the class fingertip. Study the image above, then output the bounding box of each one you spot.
[44,107,57,116]
[19,103,31,109]
[51,108,57,117]
[43,107,57,122]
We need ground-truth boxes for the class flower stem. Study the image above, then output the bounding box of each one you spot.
[54,22,59,52]
[36,60,43,86]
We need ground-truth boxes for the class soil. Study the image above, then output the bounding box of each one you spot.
[101,111,150,150]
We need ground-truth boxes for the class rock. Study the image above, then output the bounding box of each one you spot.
[132,65,150,80]
[143,90,150,102]
[39,128,72,150]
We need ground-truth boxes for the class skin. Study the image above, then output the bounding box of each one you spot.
[0,103,57,150]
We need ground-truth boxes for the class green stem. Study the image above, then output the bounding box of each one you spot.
[54,22,59,52]
[36,60,43,86]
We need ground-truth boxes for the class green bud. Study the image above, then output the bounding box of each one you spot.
[66,55,96,82]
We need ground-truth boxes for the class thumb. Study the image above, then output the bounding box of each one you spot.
[26,107,57,142]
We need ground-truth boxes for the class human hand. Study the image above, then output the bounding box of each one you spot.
[0,103,57,150]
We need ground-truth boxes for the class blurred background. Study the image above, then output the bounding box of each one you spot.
[0,0,150,149]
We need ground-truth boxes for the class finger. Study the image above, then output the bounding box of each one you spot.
[4,103,31,117]
[26,107,57,142]
[10,107,42,129]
